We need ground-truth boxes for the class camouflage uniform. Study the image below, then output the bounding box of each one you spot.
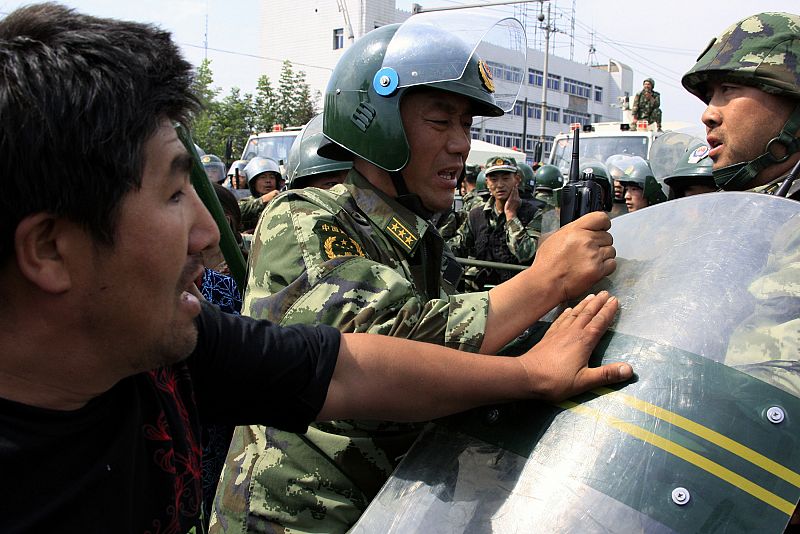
[237,196,267,232]
[212,168,490,533]
[460,189,484,214]
[631,78,662,129]
[680,12,800,397]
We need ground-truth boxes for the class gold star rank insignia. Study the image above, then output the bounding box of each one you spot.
[386,217,418,252]
[313,220,364,260]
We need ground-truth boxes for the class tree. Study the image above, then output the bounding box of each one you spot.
[274,60,315,128]
[190,59,222,154]
[253,75,277,133]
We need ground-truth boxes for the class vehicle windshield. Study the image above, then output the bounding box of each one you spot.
[241,133,299,164]
[550,135,649,175]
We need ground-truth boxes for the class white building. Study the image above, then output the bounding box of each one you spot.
[259,0,632,161]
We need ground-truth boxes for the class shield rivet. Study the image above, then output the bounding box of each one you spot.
[767,406,785,424]
[671,487,690,506]
[379,75,391,87]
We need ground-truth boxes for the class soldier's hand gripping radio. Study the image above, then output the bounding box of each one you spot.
[559,128,613,226]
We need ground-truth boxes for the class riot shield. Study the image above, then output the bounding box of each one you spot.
[353,192,800,533]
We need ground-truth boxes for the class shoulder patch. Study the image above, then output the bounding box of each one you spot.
[314,220,365,260]
[385,216,419,252]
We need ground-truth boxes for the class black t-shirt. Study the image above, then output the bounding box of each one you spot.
[0,303,340,533]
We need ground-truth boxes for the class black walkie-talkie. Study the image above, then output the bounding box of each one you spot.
[559,128,607,226]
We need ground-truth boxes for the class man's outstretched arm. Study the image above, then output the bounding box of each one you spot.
[319,291,631,422]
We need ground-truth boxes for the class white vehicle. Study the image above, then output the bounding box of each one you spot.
[240,125,302,168]
[547,122,663,176]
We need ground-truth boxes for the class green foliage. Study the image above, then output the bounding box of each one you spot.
[190,59,316,163]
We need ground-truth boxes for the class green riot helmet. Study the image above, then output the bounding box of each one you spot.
[319,11,525,173]
[516,162,535,197]
[475,170,490,199]
[533,164,564,192]
[606,154,667,206]
[663,142,715,198]
[578,160,613,212]
[681,12,800,191]
[244,156,283,197]
[286,114,352,189]
[200,154,226,183]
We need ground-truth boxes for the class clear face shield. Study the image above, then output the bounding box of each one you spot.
[376,9,526,113]
[353,192,800,533]
[648,132,706,181]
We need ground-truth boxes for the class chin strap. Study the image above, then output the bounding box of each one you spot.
[390,170,434,219]
[713,103,800,190]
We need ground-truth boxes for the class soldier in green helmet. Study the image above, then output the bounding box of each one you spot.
[516,161,536,199]
[213,13,617,534]
[533,163,564,210]
[662,142,716,198]
[285,113,352,191]
[606,154,667,213]
[200,153,226,184]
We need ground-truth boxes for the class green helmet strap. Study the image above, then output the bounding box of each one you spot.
[714,103,800,190]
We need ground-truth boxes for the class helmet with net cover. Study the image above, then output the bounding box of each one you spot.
[681,12,800,190]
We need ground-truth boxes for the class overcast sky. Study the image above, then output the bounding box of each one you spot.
[1,0,797,127]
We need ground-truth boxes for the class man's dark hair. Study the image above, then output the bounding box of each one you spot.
[0,3,200,263]
[212,182,243,236]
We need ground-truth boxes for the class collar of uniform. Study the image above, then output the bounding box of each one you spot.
[342,168,429,255]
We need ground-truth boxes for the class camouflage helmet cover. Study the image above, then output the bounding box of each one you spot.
[682,12,800,101]
[286,114,352,189]
[533,164,564,191]
[643,77,655,88]
[320,12,525,172]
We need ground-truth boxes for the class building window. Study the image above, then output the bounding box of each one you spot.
[547,74,561,91]
[564,78,592,99]
[333,28,344,50]
[594,86,603,102]
[487,61,522,84]
[594,114,604,123]
[528,68,543,87]
[513,102,523,116]
[546,106,560,123]
[563,109,591,126]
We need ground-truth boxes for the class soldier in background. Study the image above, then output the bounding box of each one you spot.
[532,164,563,212]
[448,156,542,289]
[631,78,662,131]
[213,19,616,534]
[201,154,226,184]
[662,142,716,199]
[224,159,250,199]
[285,114,351,191]
[606,154,667,213]
[238,156,283,232]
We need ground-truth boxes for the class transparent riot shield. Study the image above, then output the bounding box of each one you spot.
[353,192,800,533]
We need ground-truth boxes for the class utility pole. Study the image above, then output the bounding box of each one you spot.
[538,3,552,153]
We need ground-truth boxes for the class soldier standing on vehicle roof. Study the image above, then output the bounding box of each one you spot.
[212,14,617,534]
[631,78,662,131]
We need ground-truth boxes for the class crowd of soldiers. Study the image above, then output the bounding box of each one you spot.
[0,3,798,533]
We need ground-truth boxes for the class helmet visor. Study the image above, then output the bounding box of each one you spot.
[381,9,526,112]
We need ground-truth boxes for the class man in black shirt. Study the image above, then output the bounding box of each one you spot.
[0,4,631,531]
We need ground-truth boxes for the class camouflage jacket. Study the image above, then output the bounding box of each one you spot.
[725,179,800,397]
[631,89,661,122]
[448,197,542,265]
[211,169,490,534]
[460,189,484,213]
[237,195,267,232]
